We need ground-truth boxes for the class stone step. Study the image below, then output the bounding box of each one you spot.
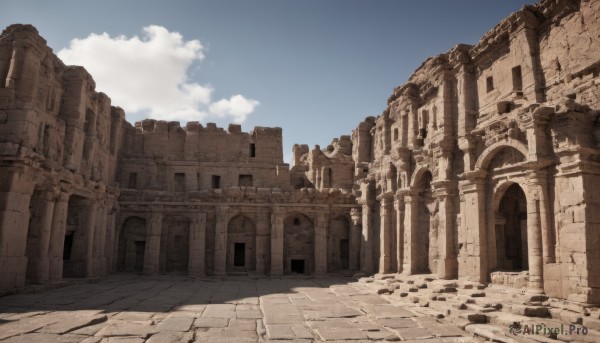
[458,311,488,324]
[508,304,550,318]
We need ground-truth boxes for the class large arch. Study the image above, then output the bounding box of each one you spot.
[413,170,438,274]
[493,183,528,272]
[62,195,90,278]
[226,214,256,273]
[474,139,528,171]
[328,215,350,272]
[160,215,190,273]
[283,212,314,275]
[117,216,146,272]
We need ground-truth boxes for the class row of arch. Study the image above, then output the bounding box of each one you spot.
[389,138,547,291]
[117,212,353,275]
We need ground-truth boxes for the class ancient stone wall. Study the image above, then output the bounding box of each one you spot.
[322,0,600,304]
[0,24,122,291]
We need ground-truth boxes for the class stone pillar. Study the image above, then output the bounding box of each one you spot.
[0,168,35,291]
[95,202,108,277]
[270,207,284,275]
[394,194,405,273]
[402,190,418,275]
[28,189,57,284]
[457,172,487,282]
[48,191,70,282]
[84,200,97,278]
[214,206,229,276]
[188,212,206,276]
[433,181,457,279]
[379,194,393,274]
[143,210,163,274]
[526,194,544,293]
[255,212,270,275]
[349,208,361,271]
[360,202,373,274]
[314,212,328,275]
[105,207,117,273]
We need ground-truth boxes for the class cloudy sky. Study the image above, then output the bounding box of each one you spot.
[1,0,534,162]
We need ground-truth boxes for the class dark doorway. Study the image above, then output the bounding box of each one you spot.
[340,239,349,269]
[496,183,528,271]
[234,243,246,267]
[134,241,145,272]
[291,259,305,274]
[63,233,74,260]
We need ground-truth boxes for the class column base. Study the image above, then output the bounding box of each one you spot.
[0,256,27,291]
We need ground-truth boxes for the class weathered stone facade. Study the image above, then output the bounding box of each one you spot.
[1,0,600,308]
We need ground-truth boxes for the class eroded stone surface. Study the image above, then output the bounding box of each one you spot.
[0,275,475,342]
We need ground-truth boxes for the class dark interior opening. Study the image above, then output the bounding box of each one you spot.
[291,259,305,274]
[134,241,145,272]
[249,143,256,157]
[63,232,74,261]
[234,243,246,267]
[212,175,221,189]
[340,239,349,269]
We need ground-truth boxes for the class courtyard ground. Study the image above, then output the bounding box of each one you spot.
[0,275,480,342]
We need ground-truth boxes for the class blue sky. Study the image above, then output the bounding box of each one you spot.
[0,0,535,163]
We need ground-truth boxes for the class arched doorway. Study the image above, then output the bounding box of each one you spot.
[63,195,89,278]
[415,170,438,274]
[161,215,190,273]
[328,216,350,272]
[495,183,528,271]
[284,213,314,274]
[117,216,146,272]
[227,215,256,272]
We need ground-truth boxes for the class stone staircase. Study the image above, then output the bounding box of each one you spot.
[356,274,600,343]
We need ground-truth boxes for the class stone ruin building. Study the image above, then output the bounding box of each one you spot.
[1,0,600,307]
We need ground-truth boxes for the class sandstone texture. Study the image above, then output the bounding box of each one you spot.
[1,0,600,341]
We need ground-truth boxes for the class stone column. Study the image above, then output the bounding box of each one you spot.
[360,202,373,274]
[84,200,98,278]
[188,212,206,276]
[0,168,36,291]
[526,194,544,293]
[394,193,405,273]
[314,212,328,275]
[433,181,457,279]
[143,210,163,274]
[457,172,487,282]
[402,190,418,275]
[48,191,70,282]
[95,202,108,277]
[255,212,270,275]
[214,206,229,276]
[28,189,57,284]
[270,207,284,275]
[379,193,393,274]
[349,208,361,271]
[105,207,117,273]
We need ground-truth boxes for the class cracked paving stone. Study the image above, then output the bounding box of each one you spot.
[194,317,229,328]
[153,315,194,332]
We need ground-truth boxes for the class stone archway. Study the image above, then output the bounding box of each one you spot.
[161,215,190,273]
[284,213,314,275]
[117,216,146,272]
[226,215,256,273]
[414,170,438,274]
[495,184,528,271]
[328,216,350,272]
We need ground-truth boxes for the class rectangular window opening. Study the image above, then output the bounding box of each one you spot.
[249,143,256,157]
[212,175,221,189]
[174,173,186,192]
[128,172,137,189]
[486,76,494,93]
[512,66,523,92]
[238,174,253,187]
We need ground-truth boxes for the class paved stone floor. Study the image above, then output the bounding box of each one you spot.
[0,275,480,342]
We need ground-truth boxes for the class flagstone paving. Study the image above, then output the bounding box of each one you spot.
[0,275,480,342]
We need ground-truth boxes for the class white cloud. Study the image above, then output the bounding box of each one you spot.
[209,95,260,124]
[57,25,259,124]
